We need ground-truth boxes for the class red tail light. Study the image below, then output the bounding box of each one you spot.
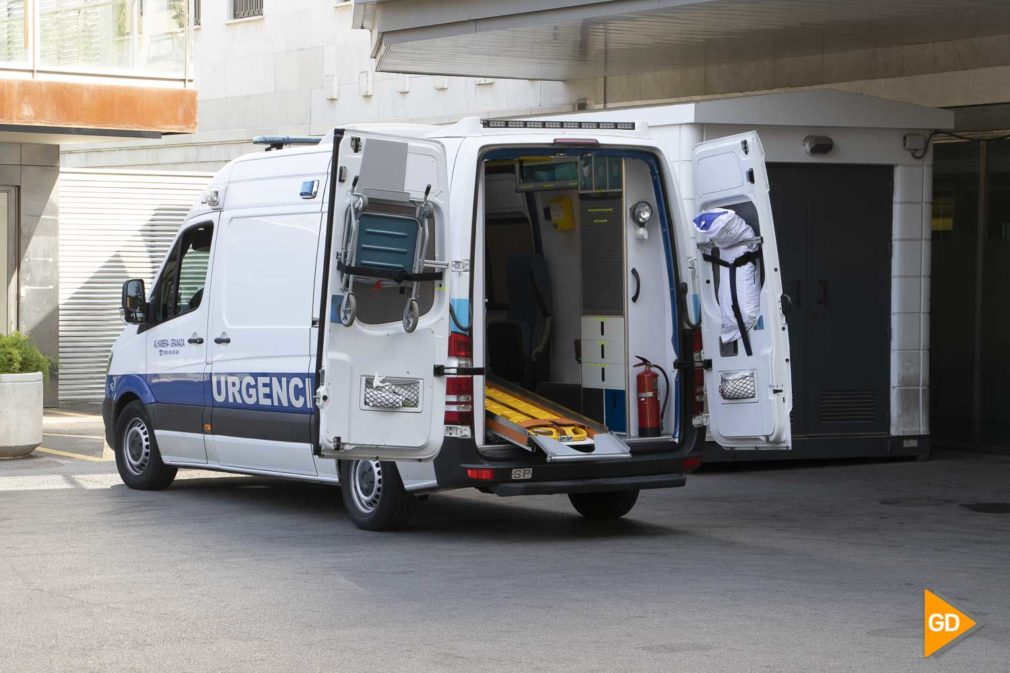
[448,332,472,358]
[445,330,474,427]
[445,376,473,397]
[692,328,706,416]
[693,368,705,414]
[444,375,474,426]
[445,409,474,425]
[466,468,495,481]
[682,456,703,472]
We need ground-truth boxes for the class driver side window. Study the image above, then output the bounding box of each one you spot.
[154,223,213,323]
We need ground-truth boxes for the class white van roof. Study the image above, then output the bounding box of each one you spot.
[186,115,654,219]
[321,117,649,143]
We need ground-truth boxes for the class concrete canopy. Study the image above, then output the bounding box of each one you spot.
[354,0,1010,81]
[0,80,197,141]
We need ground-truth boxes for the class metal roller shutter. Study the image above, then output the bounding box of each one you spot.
[58,169,213,402]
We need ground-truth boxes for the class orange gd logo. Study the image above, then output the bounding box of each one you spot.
[923,589,977,657]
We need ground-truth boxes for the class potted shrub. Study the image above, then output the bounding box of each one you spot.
[0,332,51,458]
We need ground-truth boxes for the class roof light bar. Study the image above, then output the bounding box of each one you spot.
[252,135,322,151]
[481,119,636,131]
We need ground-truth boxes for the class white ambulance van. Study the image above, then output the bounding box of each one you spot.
[104,119,792,530]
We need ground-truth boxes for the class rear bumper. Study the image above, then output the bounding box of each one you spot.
[433,431,703,495]
[493,473,685,496]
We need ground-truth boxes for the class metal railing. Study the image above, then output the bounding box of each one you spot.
[232,0,263,19]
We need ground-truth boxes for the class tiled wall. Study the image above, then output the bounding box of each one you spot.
[890,165,932,436]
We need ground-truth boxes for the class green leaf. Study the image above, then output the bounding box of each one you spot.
[0,332,52,382]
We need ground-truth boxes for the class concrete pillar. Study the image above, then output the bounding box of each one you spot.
[18,144,60,406]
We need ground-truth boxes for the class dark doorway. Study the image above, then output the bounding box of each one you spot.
[768,164,893,439]
[930,142,980,447]
[931,139,1010,454]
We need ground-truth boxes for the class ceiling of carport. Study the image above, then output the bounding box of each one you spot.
[358,0,1010,81]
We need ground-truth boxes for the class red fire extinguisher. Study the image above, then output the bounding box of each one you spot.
[634,356,669,438]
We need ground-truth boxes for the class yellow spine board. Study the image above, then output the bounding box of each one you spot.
[485,385,590,442]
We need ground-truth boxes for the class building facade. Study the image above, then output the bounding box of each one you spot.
[55,0,592,406]
[62,0,591,172]
[348,0,1010,454]
[0,0,196,404]
[57,0,1010,454]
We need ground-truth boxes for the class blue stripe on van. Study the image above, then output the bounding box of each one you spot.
[147,373,206,406]
[210,372,316,414]
[108,372,317,415]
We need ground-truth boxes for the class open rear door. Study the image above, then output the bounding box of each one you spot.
[316,131,450,461]
[692,132,792,449]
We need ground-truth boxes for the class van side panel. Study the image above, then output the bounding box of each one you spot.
[205,203,325,475]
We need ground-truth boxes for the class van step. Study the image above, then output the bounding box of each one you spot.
[528,432,631,462]
[485,378,631,462]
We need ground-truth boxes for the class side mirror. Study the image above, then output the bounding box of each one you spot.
[122,279,147,324]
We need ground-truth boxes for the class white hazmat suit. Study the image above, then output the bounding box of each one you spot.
[692,208,762,348]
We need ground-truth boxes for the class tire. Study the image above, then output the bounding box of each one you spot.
[339,460,416,531]
[114,401,177,490]
[568,490,640,520]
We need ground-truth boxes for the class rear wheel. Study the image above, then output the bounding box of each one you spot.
[339,460,416,531]
[568,490,640,519]
[114,401,177,490]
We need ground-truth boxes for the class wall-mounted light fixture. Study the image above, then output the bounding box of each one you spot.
[803,135,834,156]
[631,200,653,240]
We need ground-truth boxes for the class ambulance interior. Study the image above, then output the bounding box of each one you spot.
[480,151,679,450]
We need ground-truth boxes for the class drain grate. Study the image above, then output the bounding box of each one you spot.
[960,502,1010,514]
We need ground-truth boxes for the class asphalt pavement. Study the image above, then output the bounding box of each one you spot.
[0,408,1008,672]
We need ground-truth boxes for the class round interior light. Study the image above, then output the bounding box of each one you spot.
[632,200,653,226]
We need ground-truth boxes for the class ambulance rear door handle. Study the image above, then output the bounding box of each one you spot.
[187,336,204,345]
[433,365,485,376]
[214,335,231,345]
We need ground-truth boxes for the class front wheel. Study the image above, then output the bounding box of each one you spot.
[339,460,416,531]
[568,490,639,519]
[114,401,177,490]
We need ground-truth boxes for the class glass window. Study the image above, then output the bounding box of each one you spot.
[38,0,188,76]
[177,242,209,312]
[231,0,262,19]
[154,224,212,323]
[0,0,27,65]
